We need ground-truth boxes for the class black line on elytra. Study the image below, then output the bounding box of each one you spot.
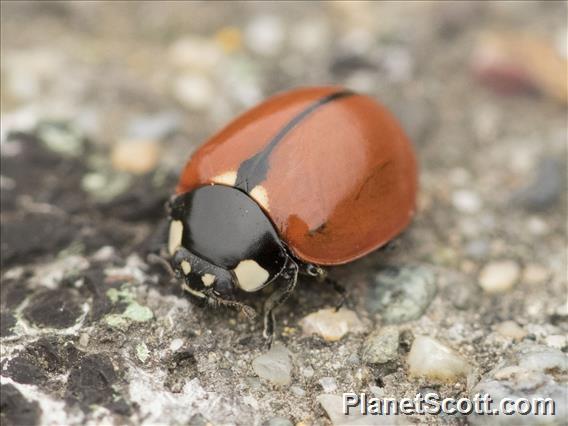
[234,90,355,192]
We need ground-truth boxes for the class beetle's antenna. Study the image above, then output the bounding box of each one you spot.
[205,289,257,319]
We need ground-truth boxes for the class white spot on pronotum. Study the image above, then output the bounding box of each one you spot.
[181,261,191,275]
[201,273,216,287]
[250,185,269,210]
[168,220,184,255]
[233,259,269,292]
[212,171,237,186]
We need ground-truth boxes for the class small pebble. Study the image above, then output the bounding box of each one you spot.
[79,332,90,347]
[125,112,181,140]
[290,20,329,54]
[346,354,360,366]
[318,377,337,393]
[318,394,383,425]
[464,239,490,260]
[511,157,564,211]
[526,216,549,235]
[337,29,374,55]
[290,386,305,397]
[301,366,314,378]
[479,260,521,293]
[252,343,292,386]
[187,413,209,426]
[245,377,262,391]
[136,342,150,363]
[544,335,567,350]
[263,417,293,426]
[173,74,215,111]
[452,189,482,214]
[215,27,243,53]
[36,121,84,157]
[299,308,364,342]
[445,272,480,311]
[366,265,437,324]
[91,246,117,262]
[523,264,550,285]
[81,171,131,202]
[381,45,414,82]
[245,15,285,56]
[168,37,222,71]
[407,336,470,382]
[494,321,527,341]
[169,338,184,352]
[369,385,384,397]
[470,343,567,425]
[111,139,160,174]
[362,326,400,364]
[554,302,568,318]
[243,395,259,410]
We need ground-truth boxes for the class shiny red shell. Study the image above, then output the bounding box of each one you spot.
[177,86,417,265]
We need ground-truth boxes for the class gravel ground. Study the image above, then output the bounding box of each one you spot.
[1,2,566,425]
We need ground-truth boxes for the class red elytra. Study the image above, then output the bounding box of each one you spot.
[177,86,417,266]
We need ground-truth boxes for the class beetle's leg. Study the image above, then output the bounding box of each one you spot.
[302,263,346,310]
[263,259,299,346]
[325,276,347,311]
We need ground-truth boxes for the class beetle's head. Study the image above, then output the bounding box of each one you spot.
[166,184,289,317]
[170,244,237,301]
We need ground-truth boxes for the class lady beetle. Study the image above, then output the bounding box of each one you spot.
[164,86,417,342]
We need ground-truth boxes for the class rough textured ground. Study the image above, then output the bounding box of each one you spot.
[1,2,566,426]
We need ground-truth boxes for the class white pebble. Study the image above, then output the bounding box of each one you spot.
[452,189,482,213]
[382,46,413,82]
[527,216,549,235]
[245,15,285,56]
[318,394,379,425]
[169,338,184,352]
[242,395,259,410]
[290,20,329,54]
[126,112,181,140]
[168,37,222,71]
[300,308,364,342]
[173,74,214,111]
[111,139,160,174]
[290,386,305,397]
[338,29,374,55]
[369,385,384,397]
[79,333,90,347]
[408,336,470,382]
[301,366,314,378]
[494,321,527,341]
[523,264,550,285]
[545,335,567,350]
[318,377,337,393]
[479,260,520,293]
[252,343,292,386]
[91,246,117,262]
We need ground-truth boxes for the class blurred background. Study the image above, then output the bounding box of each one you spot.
[1,2,566,425]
